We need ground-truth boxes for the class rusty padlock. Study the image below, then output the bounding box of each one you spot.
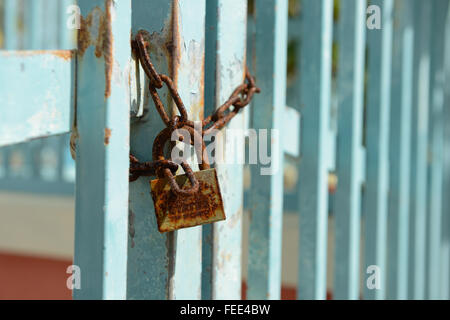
[150,126,226,233]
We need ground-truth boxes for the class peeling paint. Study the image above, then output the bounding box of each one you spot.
[104,128,112,145]
[77,0,114,98]
[103,0,114,98]
[0,50,75,61]
[128,210,135,248]
[171,1,205,121]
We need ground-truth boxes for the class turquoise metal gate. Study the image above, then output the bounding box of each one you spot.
[0,0,450,300]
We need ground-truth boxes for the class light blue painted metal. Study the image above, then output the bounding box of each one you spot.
[296,0,333,300]
[387,0,414,300]
[42,0,59,49]
[59,0,77,50]
[170,0,205,300]
[202,0,247,300]
[247,0,287,300]
[202,0,218,300]
[1,0,20,182]
[0,50,75,147]
[23,0,45,49]
[426,0,449,300]
[333,0,366,300]
[128,0,205,300]
[4,0,19,49]
[408,0,432,300]
[73,0,131,299]
[23,0,44,180]
[128,0,173,300]
[363,0,393,300]
[283,106,300,158]
[0,0,76,196]
[442,3,450,300]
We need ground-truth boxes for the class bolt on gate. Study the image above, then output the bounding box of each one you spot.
[0,0,450,300]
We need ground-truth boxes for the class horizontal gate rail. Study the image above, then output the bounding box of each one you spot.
[0,0,76,195]
[0,51,75,147]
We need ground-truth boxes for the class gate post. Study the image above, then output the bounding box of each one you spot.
[74,0,132,299]
[127,0,205,300]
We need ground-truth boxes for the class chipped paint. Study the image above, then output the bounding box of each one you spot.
[77,0,114,98]
[171,1,205,121]
[104,128,112,145]
[0,50,75,61]
[128,210,136,248]
[129,8,175,119]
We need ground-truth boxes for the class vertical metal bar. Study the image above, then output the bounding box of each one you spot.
[387,0,414,300]
[202,0,247,300]
[128,0,205,300]
[296,0,333,300]
[426,0,449,300]
[73,0,131,299]
[408,0,432,300]
[442,2,450,300]
[333,0,366,300]
[128,0,172,300]
[59,0,76,187]
[4,0,19,49]
[170,0,205,300]
[2,0,20,180]
[201,0,217,300]
[247,0,287,300]
[24,0,45,179]
[24,0,45,49]
[363,0,393,300]
[59,0,77,50]
[42,0,58,49]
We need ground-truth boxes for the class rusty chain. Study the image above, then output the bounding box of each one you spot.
[129,30,260,194]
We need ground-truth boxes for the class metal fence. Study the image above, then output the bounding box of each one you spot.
[0,0,449,300]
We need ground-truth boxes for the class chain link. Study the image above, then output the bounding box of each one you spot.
[129,30,260,188]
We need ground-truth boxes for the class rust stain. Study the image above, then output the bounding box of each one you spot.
[0,50,74,61]
[52,50,74,61]
[134,4,175,111]
[104,128,112,145]
[77,0,114,98]
[170,0,182,118]
[169,1,205,121]
[128,210,135,249]
[103,0,114,98]
[77,13,92,57]
[150,169,225,233]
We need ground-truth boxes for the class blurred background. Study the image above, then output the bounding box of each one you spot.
[0,0,335,300]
